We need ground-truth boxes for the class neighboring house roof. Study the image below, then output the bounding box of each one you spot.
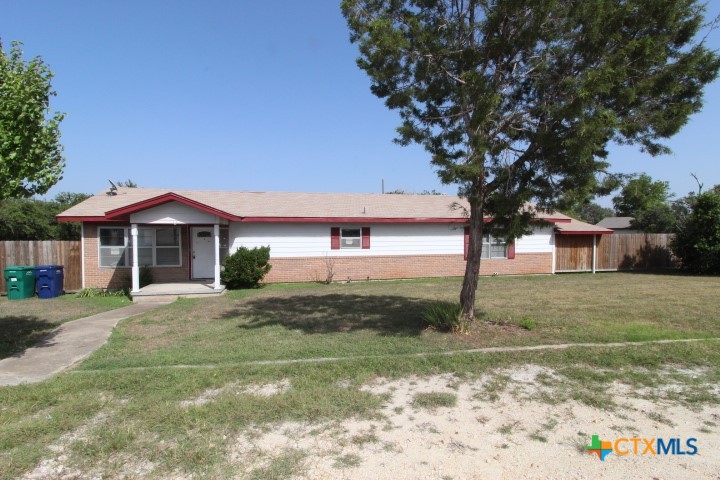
[596,217,634,229]
[554,219,614,235]
[57,187,573,224]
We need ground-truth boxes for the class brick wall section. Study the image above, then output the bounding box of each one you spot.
[264,253,552,283]
[83,222,551,287]
[84,224,191,289]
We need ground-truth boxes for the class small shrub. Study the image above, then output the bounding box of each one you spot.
[422,301,468,332]
[121,267,153,289]
[221,246,272,289]
[139,266,154,288]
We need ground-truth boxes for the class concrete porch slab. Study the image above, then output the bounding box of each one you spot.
[132,282,226,303]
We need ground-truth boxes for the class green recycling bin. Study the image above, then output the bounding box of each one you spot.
[4,266,36,300]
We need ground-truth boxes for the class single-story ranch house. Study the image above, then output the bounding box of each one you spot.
[57,188,612,292]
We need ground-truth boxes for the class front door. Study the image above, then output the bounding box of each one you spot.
[192,227,215,279]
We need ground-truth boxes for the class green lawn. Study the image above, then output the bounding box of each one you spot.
[0,294,132,359]
[81,272,720,370]
[0,273,718,479]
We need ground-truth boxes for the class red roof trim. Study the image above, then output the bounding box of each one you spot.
[240,216,571,224]
[557,230,614,235]
[58,215,576,224]
[104,193,240,221]
[240,217,468,223]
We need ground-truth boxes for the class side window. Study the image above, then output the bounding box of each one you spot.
[340,228,361,249]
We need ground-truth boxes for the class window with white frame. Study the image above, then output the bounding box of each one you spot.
[340,228,361,249]
[99,228,129,267]
[482,234,508,259]
[99,227,182,267]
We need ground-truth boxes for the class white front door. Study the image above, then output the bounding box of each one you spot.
[192,227,215,279]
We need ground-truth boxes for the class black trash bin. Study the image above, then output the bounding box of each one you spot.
[35,265,64,299]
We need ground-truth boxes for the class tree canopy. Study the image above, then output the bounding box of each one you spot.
[672,188,720,274]
[342,0,720,317]
[613,173,672,216]
[0,192,90,241]
[0,41,65,200]
[562,202,614,225]
[612,173,677,232]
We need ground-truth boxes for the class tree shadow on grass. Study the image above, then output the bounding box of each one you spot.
[0,315,60,359]
[221,294,437,337]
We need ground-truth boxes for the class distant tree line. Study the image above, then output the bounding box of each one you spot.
[0,192,90,240]
[0,179,138,241]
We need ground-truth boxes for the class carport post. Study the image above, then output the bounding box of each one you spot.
[131,224,140,292]
[592,234,597,274]
[213,224,221,290]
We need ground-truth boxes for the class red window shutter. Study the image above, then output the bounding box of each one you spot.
[361,227,371,249]
[507,240,516,259]
[464,227,470,260]
[330,227,340,250]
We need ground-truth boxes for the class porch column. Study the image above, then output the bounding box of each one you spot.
[131,224,140,292]
[592,234,597,274]
[213,223,221,289]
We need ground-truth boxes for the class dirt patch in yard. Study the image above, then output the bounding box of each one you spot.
[19,366,719,479]
[227,366,720,479]
[180,379,292,407]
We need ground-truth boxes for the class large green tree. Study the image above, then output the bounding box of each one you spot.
[613,173,671,216]
[613,173,677,232]
[672,188,720,274]
[0,40,65,200]
[342,0,719,317]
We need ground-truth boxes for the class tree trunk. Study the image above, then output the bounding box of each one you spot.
[460,196,484,319]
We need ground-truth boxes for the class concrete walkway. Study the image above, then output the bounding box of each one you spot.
[0,301,171,386]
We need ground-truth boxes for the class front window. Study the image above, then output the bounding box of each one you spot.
[99,228,128,267]
[219,226,230,263]
[99,227,182,267]
[482,234,508,259]
[340,228,361,249]
[155,228,181,266]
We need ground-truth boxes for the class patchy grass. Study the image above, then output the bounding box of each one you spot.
[247,449,307,479]
[411,392,458,410]
[517,318,537,331]
[0,274,719,479]
[0,295,131,358]
[333,453,362,469]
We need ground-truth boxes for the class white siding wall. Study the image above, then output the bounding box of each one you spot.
[130,201,221,225]
[515,226,554,253]
[229,223,553,258]
[230,223,464,258]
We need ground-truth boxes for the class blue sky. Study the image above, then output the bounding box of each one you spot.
[2,0,719,207]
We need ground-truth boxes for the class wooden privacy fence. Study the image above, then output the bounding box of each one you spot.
[556,233,675,272]
[0,241,82,294]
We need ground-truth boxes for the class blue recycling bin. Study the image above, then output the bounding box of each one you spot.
[35,265,64,299]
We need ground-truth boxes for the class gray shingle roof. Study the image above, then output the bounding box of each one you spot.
[596,217,634,229]
[56,188,610,235]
